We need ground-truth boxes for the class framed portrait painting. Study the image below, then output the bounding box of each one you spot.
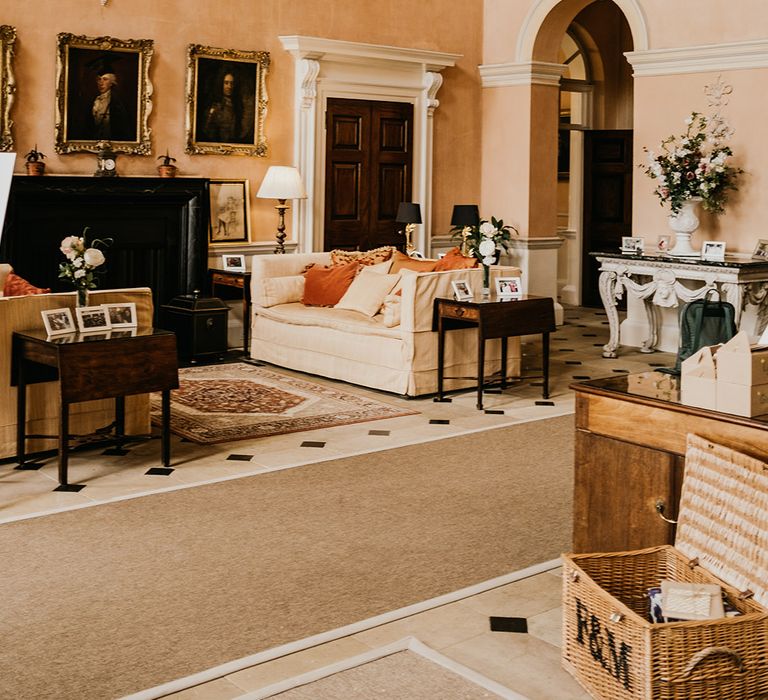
[209,179,251,244]
[55,33,154,154]
[0,26,16,152]
[185,44,269,156]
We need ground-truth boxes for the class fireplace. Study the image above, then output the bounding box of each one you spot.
[1,176,211,321]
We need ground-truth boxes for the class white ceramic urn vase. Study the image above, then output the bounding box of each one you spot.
[667,197,702,257]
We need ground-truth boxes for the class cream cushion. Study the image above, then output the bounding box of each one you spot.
[258,275,305,308]
[380,294,401,327]
[335,266,400,317]
[366,259,393,274]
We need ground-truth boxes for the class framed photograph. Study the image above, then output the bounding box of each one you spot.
[54,33,153,155]
[41,307,76,336]
[222,254,245,272]
[621,237,644,254]
[0,26,16,152]
[75,305,112,333]
[752,239,768,260]
[102,302,137,328]
[496,276,523,299]
[701,241,726,261]
[185,44,269,156]
[657,234,672,253]
[451,280,473,301]
[209,179,251,244]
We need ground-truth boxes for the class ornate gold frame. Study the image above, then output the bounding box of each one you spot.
[185,44,269,156]
[55,33,154,154]
[0,26,16,152]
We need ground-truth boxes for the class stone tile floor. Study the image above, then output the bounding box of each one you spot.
[0,306,674,698]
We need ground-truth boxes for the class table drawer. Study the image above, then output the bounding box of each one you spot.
[211,272,244,288]
[440,304,479,321]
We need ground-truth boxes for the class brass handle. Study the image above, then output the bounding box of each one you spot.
[655,499,677,524]
[676,647,744,680]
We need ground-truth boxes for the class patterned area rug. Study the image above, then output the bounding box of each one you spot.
[150,363,418,444]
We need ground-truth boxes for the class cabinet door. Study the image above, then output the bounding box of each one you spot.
[573,430,679,553]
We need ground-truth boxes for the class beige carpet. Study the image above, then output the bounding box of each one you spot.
[149,362,418,443]
[0,415,573,699]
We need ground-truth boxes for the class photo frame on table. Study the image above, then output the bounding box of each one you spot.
[701,241,726,261]
[496,276,523,299]
[222,253,246,272]
[102,302,137,328]
[54,32,154,155]
[185,44,269,157]
[209,179,251,244]
[752,239,768,260]
[41,307,76,336]
[621,237,644,254]
[0,26,16,152]
[657,234,672,252]
[75,305,112,333]
[451,280,473,301]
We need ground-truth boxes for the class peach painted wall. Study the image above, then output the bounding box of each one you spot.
[3,0,483,243]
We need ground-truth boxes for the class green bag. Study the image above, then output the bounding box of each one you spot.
[658,291,737,375]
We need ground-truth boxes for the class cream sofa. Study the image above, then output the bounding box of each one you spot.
[249,253,522,396]
[0,277,155,460]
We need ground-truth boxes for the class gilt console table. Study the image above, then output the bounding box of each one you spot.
[592,251,768,358]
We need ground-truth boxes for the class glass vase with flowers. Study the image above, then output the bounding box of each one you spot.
[451,216,518,295]
[58,228,111,306]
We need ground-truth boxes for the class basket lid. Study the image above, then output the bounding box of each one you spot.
[675,434,768,608]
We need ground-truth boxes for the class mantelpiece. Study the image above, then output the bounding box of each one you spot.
[1,176,210,320]
[592,251,768,357]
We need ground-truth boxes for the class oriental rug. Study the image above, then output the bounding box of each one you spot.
[0,415,573,699]
[149,362,418,444]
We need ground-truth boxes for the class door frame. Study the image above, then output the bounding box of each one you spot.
[280,36,459,253]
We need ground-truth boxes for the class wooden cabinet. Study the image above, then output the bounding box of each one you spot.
[572,374,768,553]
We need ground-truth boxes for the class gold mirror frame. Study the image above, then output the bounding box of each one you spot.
[185,44,269,156]
[0,25,16,152]
[55,32,154,155]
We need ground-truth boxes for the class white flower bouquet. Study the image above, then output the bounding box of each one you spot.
[451,216,518,266]
[58,229,111,303]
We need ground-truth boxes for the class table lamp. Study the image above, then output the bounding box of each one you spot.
[256,166,307,254]
[450,204,480,256]
[395,202,422,255]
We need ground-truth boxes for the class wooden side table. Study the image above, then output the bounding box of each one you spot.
[434,295,556,410]
[209,268,252,354]
[12,328,179,491]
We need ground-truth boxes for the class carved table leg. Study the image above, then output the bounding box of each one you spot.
[599,270,621,358]
[641,299,659,353]
[721,282,745,329]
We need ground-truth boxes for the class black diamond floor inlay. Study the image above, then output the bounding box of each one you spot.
[490,616,528,633]
[227,454,253,461]
[103,448,130,456]
[535,400,555,406]
[572,375,591,380]
[558,349,575,352]
[648,363,667,367]
[485,409,505,415]
[54,483,86,492]
[565,360,582,365]
[146,467,174,475]
[301,441,326,448]
[15,462,44,471]
[582,333,597,337]
[430,419,450,425]
[433,397,453,403]
[593,343,604,347]
[612,369,630,373]
[369,429,390,436]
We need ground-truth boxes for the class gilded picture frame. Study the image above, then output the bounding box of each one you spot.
[0,26,16,152]
[209,179,251,245]
[185,44,269,156]
[55,33,154,155]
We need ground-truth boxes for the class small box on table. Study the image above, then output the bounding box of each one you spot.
[715,332,768,417]
[562,434,768,700]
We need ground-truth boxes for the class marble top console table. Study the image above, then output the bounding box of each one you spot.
[592,251,768,358]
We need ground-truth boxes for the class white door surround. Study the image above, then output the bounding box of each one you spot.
[279,36,460,253]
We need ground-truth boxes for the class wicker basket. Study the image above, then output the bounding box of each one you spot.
[562,434,768,699]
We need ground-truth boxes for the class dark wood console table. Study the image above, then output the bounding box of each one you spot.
[572,372,768,553]
[434,295,556,409]
[13,328,179,491]
[209,268,252,354]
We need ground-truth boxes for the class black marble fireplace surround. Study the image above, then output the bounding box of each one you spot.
[1,176,211,320]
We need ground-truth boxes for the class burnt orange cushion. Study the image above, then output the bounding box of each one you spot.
[434,247,479,271]
[3,271,51,296]
[389,251,438,274]
[302,261,360,306]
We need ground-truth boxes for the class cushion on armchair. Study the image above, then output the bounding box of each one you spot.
[3,271,51,296]
[434,247,479,271]
[330,246,396,267]
[335,266,400,317]
[389,251,438,273]
[302,261,360,306]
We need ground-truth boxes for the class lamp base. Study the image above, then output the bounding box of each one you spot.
[274,201,289,254]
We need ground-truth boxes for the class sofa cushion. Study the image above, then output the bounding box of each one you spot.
[302,261,360,306]
[335,266,400,317]
[3,271,51,296]
[258,302,403,339]
[389,251,438,274]
[330,246,396,267]
[434,247,479,271]
[380,294,401,327]
[259,275,305,307]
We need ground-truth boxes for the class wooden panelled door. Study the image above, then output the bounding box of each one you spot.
[324,98,413,251]
[581,130,633,307]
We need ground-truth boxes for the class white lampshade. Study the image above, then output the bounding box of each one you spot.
[256,166,307,200]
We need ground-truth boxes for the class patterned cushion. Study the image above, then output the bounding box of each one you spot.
[302,261,360,307]
[3,271,51,297]
[329,246,397,267]
[434,246,479,271]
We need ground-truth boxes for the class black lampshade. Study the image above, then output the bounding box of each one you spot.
[451,204,479,227]
[395,202,422,224]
